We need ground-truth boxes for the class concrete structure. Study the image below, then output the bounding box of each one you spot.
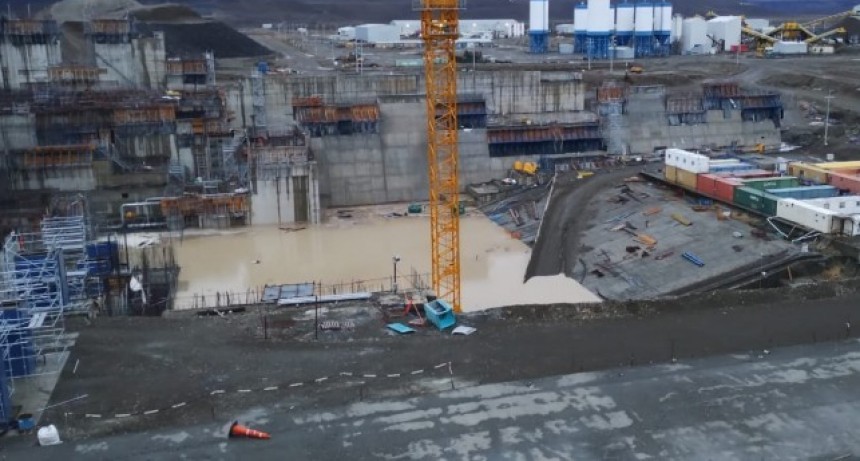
[707,16,742,52]
[681,16,709,53]
[355,24,401,44]
[618,85,782,154]
[529,0,550,53]
[0,19,62,90]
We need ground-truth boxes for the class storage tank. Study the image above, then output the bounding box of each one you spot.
[707,16,742,52]
[529,0,549,32]
[682,16,708,53]
[574,2,589,53]
[634,1,654,57]
[586,0,612,59]
[529,0,550,53]
[671,13,682,42]
[615,1,635,47]
[652,0,672,55]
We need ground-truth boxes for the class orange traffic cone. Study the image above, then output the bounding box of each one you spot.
[229,421,271,440]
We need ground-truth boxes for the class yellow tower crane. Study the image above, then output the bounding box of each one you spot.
[416,0,462,313]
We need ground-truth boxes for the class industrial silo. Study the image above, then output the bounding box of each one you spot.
[634,0,654,57]
[586,0,612,59]
[574,2,589,53]
[615,0,635,47]
[653,0,672,55]
[529,0,550,53]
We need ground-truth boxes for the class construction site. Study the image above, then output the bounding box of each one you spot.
[1,0,860,458]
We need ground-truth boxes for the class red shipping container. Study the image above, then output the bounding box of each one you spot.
[697,174,742,202]
[715,176,743,203]
[829,172,860,194]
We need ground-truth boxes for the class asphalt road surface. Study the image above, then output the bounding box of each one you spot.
[13,338,860,460]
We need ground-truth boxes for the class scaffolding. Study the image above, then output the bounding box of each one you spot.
[0,216,84,423]
[597,82,626,155]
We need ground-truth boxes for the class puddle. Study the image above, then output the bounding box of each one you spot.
[172,213,599,311]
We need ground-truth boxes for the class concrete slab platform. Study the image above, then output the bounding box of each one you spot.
[575,181,797,300]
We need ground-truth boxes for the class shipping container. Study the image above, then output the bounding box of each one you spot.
[765,185,839,200]
[776,199,840,234]
[697,174,742,202]
[814,161,860,171]
[788,163,830,184]
[664,165,678,184]
[723,169,774,179]
[829,172,860,194]
[742,176,800,191]
[665,148,709,173]
[676,168,698,190]
[733,186,780,216]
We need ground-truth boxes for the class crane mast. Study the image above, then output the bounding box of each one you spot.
[417,0,462,313]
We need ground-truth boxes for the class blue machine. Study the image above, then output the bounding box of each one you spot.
[424,300,456,330]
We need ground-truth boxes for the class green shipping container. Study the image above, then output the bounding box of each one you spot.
[742,176,800,191]
[733,186,780,216]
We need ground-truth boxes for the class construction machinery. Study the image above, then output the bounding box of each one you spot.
[417,0,463,313]
[743,20,846,56]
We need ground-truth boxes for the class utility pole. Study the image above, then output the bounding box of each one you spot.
[824,90,835,146]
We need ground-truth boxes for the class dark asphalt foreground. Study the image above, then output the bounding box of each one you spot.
[12,338,860,460]
[0,282,856,453]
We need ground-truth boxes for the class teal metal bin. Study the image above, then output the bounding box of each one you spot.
[424,300,456,330]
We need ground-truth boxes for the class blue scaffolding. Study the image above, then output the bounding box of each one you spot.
[529,30,550,54]
[653,32,671,56]
[586,33,611,60]
[574,32,587,53]
[634,34,654,57]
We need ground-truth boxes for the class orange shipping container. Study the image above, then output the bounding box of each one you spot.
[829,172,860,194]
[676,168,698,190]
[664,165,678,184]
[697,173,742,203]
[788,163,830,184]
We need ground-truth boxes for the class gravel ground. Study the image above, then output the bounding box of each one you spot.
[24,279,860,444]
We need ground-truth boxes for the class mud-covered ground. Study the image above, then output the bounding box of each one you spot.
[21,279,860,445]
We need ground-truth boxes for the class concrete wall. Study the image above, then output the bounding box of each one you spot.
[95,42,139,87]
[0,41,62,90]
[252,162,320,225]
[15,166,96,191]
[135,33,166,90]
[0,114,36,150]
[620,92,781,154]
[225,70,586,130]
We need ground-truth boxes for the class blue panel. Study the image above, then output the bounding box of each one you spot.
[0,356,10,425]
[529,31,550,54]
[586,33,610,60]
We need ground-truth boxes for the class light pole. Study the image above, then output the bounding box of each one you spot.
[392,255,400,293]
[824,90,835,146]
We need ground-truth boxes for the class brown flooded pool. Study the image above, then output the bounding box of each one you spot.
[171,211,598,311]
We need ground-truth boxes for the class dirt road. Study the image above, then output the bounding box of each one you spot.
[525,166,644,281]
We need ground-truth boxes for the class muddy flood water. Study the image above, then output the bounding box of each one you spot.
[170,209,599,312]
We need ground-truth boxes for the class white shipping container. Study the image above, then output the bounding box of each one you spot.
[810,45,835,55]
[665,148,709,174]
[776,199,840,234]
